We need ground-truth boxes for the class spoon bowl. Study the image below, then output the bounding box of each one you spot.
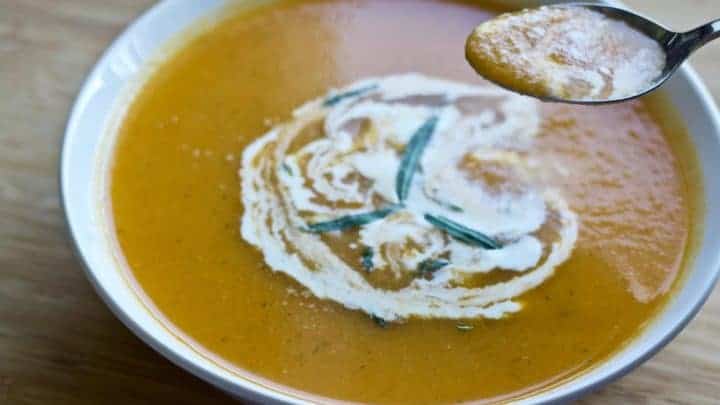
[559,3,720,105]
[468,3,720,104]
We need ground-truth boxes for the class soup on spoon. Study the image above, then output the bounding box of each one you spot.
[465,5,667,102]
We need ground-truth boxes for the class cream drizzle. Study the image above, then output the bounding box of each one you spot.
[241,73,578,321]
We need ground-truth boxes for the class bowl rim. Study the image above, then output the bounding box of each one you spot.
[60,0,720,404]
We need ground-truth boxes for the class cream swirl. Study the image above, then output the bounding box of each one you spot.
[240,73,578,321]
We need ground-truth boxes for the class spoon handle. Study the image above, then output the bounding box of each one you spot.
[668,19,720,61]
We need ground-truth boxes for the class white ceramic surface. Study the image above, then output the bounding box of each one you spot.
[60,1,720,403]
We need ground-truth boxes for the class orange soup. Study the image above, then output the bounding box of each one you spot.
[110,0,701,403]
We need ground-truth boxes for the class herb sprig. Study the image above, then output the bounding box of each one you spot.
[305,205,401,233]
[424,214,501,250]
[428,196,463,213]
[395,116,439,202]
[417,258,449,275]
[323,84,378,107]
[361,247,374,272]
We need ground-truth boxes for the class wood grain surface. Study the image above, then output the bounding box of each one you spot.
[0,1,718,403]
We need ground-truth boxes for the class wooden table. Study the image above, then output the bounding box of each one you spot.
[1,1,718,403]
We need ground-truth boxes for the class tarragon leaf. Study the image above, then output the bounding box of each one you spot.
[361,246,374,272]
[395,116,439,202]
[323,84,378,107]
[428,196,464,212]
[305,205,401,233]
[417,258,449,275]
[424,214,502,250]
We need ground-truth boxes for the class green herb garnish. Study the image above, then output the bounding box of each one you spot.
[395,116,439,202]
[323,84,378,107]
[417,258,449,275]
[456,322,474,332]
[281,162,293,176]
[361,247,374,272]
[428,196,464,212]
[305,205,401,233]
[424,214,501,250]
[371,314,388,328]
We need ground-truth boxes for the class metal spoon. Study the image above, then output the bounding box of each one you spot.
[478,3,720,105]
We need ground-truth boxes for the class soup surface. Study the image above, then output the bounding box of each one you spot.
[111,0,701,403]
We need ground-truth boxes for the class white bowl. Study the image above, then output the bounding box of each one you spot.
[61,0,720,403]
